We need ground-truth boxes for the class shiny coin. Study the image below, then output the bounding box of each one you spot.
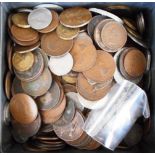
[123,18,137,31]
[49,53,73,76]
[41,31,73,57]
[83,50,116,83]
[60,7,92,28]
[36,80,61,110]
[7,39,13,73]
[56,24,79,40]
[63,84,77,93]
[5,71,12,100]
[21,68,52,97]
[28,8,52,30]
[39,11,59,33]
[11,13,30,28]
[17,8,33,13]
[53,111,85,142]
[12,52,34,72]
[9,93,38,124]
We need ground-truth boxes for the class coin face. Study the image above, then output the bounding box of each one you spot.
[53,111,85,142]
[12,13,30,28]
[28,8,52,30]
[41,31,73,57]
[9,93,38,124]
[5,71,12,100]
[49,53,73,76]
[60,7,92,28]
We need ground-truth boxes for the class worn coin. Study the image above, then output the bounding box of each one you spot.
[60,7,92,28]
[28,8,52,30]
[5,71,12,100]
[9,93,38,124]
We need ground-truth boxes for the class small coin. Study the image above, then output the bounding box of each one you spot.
[123,18,137,31]
[9,93,38,124]
[63,84,77,93]
[60,7,92,28]
[39,11,59,33]
[12,13,30,28]
[49,53,73,76]
[36,80,61,110]
[41,31,73,57]
[7,39,13,73]
[21,68,52,97]
[56,24,79,40]
[5,71,12,100]
[28,8,52,30]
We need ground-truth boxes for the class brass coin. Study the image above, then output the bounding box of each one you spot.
[56,24,79,40]
[63,84,77,93]
[123,18,137,31]
[60,7,92,28]
[83,50,116,83]
[9,93,38,124]
[21,68,52,97]
[7,39,13,73]
[41,31,73,57]
[12,13,30,28]
[12,52,34,72]
[11,25,39,42]
[5,71,12,100]
[39,11,59,33]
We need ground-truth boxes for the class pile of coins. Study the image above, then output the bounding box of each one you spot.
[4,4,150,152]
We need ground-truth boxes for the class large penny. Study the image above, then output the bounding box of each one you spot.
[60,7,92,28]
[83,50,116,83]
[5,71,12,100]
[41,31,73,57]
[70,37,97,72]
[28,8,52,30]
[9,93,38,124]
[21,68,52,97]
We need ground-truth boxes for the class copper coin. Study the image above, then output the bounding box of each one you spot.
[9,93,38,124]
[21,68,52,97]
[5,71,12,100]
[124,48,146,77]
[53,111,85,142]
[77,73,112,101]
[41,31,73,57]
[36,80,61,110]
[63,84,77,93]
[70,37,97,72]
[39,11,59,33]
[7,39,13,73]
[14,41,40,53]
[60,7,92,28]
[83,50,116,83]
[12,13,30,28]
[11,114,41,138]
[11,25,39,42]
[14,49,44,82]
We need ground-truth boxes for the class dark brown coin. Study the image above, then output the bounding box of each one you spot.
[63,84,77,93]
[9,93,38,124]
[53,111,85,142]
[5,71,12,100]
[36,80,61,110]
[21,68,52,97]
[7,39,13,73]
[41,31,73,57]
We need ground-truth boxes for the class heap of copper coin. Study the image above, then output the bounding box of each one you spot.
[4,5,150,152]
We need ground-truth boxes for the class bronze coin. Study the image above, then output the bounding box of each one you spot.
[123,48,146,77]
[83,50,116,83]
[9,93,38,124]
[36,80,61,110]
[77,73,112,101]
[41,31,73,57]
[21,68,52,97]
[11,25,39,42]
[60,7,92,28]
[39,11,59,33]
[63,84,77,93]
[5,71,12,100]
[11,114,41,138]
[53,111,85,142]
[14,49,44,82]
[70,36,97,72]
[7,39,13,73]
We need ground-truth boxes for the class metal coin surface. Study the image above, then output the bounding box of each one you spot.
[106,5,132,12]
[21,68,52,97]
[137,12,145,35]
[62,75,77,84]
[17,8,33,13]
[9,93,38,124]
[53,111,85,142]
[63,84,77,93]
[123,18,137,31]
[40,123,53,133]
[60,7,92,28]
[28,8,52,30]
[36,80,61,110]
[5,71,12,100]
[75,32,93,44]
[49,53,73,76]
[3,102,11,125]
[12,13,30,28]
[7,39,13,73]
[41,31,73,57]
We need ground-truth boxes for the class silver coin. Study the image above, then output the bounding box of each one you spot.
[145,49,151,72]
[3,102,11,126]
[17,8,33,13]
[28,8,52,30]
[137,12,145,35]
